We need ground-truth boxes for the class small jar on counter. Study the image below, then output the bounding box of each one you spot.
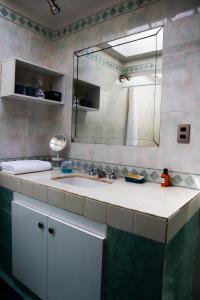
[61,160,73,174]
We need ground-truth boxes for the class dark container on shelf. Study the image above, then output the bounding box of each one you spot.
[15,84,24,94]
[25,86,36,97]
[44,91,62,102]
[79,99,88,107]
[87,100,93,108]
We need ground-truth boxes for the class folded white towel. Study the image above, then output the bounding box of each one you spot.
[1,160,52,175]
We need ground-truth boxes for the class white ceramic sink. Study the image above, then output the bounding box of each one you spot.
[57,177,110,188]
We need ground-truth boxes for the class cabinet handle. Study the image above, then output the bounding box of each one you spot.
[38,222,44,229]
[48,228,55,235]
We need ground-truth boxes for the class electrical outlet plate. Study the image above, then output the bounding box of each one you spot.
[177,124,190,144]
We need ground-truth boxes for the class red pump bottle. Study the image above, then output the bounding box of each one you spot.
[161,168,170,187]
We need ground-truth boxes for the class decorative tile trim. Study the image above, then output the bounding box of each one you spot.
[0,4,52,39]
[125,63,162,74]
[70,158,200,190]
[52,0,160,40]
[83,51,123,73]
[0,0,159,40]
[82,51,162,74]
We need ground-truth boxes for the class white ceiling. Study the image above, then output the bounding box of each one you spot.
[3,0,124,29]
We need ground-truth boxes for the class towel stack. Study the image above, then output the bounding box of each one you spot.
[0,160,52,175]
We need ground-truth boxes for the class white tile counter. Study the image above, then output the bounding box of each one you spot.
[0,170,199,244]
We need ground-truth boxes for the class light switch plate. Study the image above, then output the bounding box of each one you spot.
[177,124,190,144]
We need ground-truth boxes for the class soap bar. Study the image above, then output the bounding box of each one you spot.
[125,173,145,183]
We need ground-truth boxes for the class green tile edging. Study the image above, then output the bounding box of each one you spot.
[0,0,160,40]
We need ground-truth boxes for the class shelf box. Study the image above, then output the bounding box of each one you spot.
[73,79,100,111]
[1,57,65,105]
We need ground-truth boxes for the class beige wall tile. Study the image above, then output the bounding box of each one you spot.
[33,184,48,203]
[134,212,167,243]
[65,192,85,215]
[84,198,106,223]
[0,173,22,192]
[107,204,134,233]
[48,187,65,208]
[21,180,34,198]
[167,194,200,242]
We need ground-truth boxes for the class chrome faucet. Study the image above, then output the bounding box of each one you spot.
[88,167,106,178]
[88,167,96,176]
[94,168,106,178]
[109,170,117,180]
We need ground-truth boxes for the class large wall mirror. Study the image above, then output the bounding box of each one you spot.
[72,26,163,147]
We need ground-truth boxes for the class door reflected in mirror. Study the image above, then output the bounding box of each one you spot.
[72,27,163,147]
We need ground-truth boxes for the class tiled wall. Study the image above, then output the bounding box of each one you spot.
[163,210,200,300]
[49,0,200,175]
[0,187,12,273]
[0,6,67,159]
[105,226,165,300]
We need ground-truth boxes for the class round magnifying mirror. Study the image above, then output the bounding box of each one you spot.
[49,134,67,152]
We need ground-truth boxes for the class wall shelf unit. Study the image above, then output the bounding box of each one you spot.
[1,58,65,105]
[73,79,100,111]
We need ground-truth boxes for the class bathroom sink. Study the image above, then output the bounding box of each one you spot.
[55,176,111,188]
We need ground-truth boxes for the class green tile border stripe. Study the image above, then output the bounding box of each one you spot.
[0,0,160,40]
[52,0,160,40]
[83,51,162,74]
[0,4,52,39]
[83,51,123,73]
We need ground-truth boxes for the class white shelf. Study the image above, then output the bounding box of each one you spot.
[3,93,64,105]
[72,104,98,111]
[0,57,66,105]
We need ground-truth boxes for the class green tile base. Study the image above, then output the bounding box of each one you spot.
[163,210,200,300]
[104,227,165,300]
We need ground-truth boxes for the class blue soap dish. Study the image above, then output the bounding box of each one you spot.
[125,174,145,184]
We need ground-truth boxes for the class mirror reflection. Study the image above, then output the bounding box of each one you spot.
[72,27,163,147]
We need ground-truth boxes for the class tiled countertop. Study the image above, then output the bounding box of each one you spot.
[0,170,199,244]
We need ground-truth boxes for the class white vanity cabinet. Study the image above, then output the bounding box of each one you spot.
[12,193,106,300]
[12,202,48,299]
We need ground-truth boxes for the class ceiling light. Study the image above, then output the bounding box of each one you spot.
[47,0,60,15]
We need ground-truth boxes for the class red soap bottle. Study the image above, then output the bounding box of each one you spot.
[161,168,170,187]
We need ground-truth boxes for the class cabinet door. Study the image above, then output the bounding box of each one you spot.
[47,216,105,300]
[12,202,48,300]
